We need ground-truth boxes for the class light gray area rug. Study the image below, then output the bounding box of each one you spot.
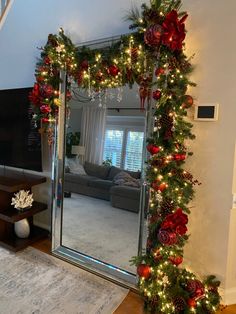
[0,247,128,314]
[62,193,141,273]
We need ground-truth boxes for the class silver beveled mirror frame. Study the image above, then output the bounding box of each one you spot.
[51,64,151,289]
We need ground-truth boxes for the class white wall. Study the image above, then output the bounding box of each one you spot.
[1,0,236,304]
[0,0,145,229]
[0,0,144,89]
[182,0,236,303]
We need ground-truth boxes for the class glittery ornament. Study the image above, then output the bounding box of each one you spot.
[158,229,177,246]
[144,24,163,47]
[187,279,205,298]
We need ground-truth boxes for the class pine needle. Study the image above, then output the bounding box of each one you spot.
[123,4,141,23]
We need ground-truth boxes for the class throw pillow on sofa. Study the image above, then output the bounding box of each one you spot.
[108,166,141,180]
[113,171,140,188]
[84,161,110,179]
[66,157,86,175]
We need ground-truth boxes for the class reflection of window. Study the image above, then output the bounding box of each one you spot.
[125,131,144,171]
[103,130,124,168]
[103,128,144,171]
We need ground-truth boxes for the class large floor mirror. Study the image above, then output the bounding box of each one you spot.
[52,36,150,288]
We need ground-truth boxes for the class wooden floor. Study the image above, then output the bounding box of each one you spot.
[32,238,235,314]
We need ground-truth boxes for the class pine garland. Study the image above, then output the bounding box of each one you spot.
[129,1,221,313]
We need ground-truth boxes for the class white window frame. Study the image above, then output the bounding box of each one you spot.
[104,124,144,170]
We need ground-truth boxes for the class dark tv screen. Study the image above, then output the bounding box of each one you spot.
[0,87,42,172]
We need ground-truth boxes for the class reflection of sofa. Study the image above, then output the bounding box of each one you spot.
[64,162,141,213]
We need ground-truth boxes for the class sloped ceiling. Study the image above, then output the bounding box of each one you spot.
[0,0,146,89]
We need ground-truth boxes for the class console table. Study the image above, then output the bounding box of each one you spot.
[0,170,49,251]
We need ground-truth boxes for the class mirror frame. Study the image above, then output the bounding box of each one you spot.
[51,58,151,289]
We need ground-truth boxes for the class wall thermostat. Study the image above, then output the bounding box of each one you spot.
[194,103,219,121]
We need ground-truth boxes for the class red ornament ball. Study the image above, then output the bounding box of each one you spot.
[169,256,183,266]
[147,144,160,155]
[152,181,167,192]
[41,117,49,123]
[155,67,165,76]
[159,182,168,192]
[182,95,194,108]
[187,298,197,308]
[144,24,163,47]
[152,90,162,101]
[158,229,177,246]
[173,153,186,161]
[137,264,152,279]
[108,65,120,77]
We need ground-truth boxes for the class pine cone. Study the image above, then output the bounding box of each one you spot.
[160,198,175,215]
[159,113,173,129]
[144,9,160,24]
[151,158,165,169]
[173,297,186,311]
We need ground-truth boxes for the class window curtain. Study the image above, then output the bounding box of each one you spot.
[80,105,106,165]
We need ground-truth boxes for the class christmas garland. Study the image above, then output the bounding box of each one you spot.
[128,1,221,313]
[29,28,78,144]
[29,1,221,312]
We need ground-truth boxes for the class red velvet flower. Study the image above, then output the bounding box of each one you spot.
[161,208,188,235]
[28,83,42,106]
[80,60,89,70]
[174,208,188,225]
[42,84,54,97]
[176,224,187,236]
[40,104,51,114]
[169,256,183,266]
[162,10,188,51]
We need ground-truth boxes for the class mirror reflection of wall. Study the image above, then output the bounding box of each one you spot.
[62,85,147,273]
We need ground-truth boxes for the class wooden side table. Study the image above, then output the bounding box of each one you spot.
[0,170,49,251]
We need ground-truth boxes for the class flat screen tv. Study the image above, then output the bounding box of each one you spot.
[0,87,42,172]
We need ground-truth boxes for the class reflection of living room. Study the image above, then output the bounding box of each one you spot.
[63,87,146,273]
[62,193,140,273]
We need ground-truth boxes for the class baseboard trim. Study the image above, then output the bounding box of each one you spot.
[220,287,236,305]
[34,221,51,232]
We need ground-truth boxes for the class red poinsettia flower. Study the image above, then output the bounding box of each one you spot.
[176,224,187,235]
[162,10,188,51]
[161,208,188,235]
[173,208,188,225]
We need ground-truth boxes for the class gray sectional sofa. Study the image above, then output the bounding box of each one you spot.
[64,162,141,213]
